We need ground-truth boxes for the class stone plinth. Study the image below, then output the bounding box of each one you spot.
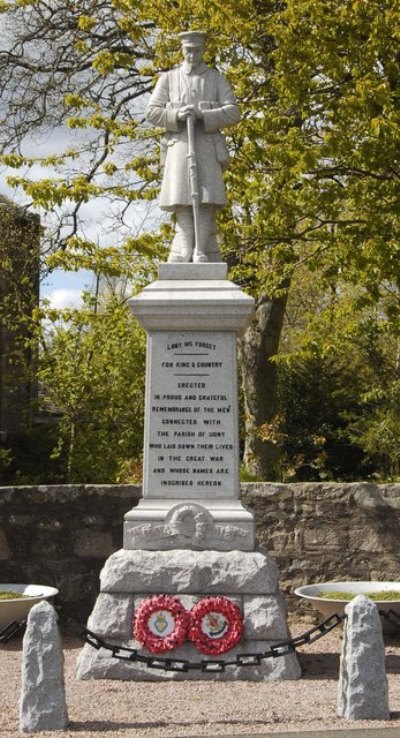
[129,263,254,333]
[77,264,301,681]
[124,263,255,550]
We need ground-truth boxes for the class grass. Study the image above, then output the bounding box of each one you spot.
[0,590,30,600]
[319,590,400,601]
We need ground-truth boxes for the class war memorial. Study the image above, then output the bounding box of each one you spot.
[77,30,300,682]
[4,25,394,734]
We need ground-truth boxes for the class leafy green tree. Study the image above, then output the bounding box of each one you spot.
[346,317,400,480]
[0,199,40,441]
[1,0,399,479]
[272,262,400,481]
[262,355,370,482]
[234,0,400,476]
[38,293,146,483]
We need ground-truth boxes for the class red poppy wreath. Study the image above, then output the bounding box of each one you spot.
[133,595,190,654]
[188,596,244,655]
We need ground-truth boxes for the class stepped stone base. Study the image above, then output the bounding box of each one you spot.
[76,548,301,682]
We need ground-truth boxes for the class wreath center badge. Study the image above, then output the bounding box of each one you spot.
[133,595,190,653]
[133,595,244,656]
[150,610,174,636]
[202,611,229,638]
[188,597,244,655]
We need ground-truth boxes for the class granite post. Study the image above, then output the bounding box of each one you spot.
[338,595,390,720]
[77,263,301,681]
[20,601,69,732]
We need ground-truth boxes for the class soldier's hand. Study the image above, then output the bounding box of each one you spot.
[177,105,196,121]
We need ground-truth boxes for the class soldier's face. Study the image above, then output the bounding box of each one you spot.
[182,44,205,69]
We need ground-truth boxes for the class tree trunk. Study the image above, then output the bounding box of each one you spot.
[240,289,289,480]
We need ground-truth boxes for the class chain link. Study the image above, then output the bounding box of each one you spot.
[0,619,26,643]
[74,612,346,672]
[379,608,400,627]
[3,606,398,671]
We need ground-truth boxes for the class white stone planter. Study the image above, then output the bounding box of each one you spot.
[0,584,59,630]
[295,581,400,632]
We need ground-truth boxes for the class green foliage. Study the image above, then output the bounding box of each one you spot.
[239,465,262,483]
[271,261,400,482]
[0,204,41,468]
[260,355,369,482]
[0,425,65,485]
[346,346,400,480]
[38,294,146,483]
[0,287,147,485]
[0,447,13,478]
[1,0,400,481]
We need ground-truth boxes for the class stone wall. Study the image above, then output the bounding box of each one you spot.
[0,485,141,619]
[0,482,399,620]
[243,483,400,617]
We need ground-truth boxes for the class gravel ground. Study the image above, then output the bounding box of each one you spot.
[1,621,400,737]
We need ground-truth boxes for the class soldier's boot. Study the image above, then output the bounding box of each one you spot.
[168,207,194,262]
[193,206,222,263]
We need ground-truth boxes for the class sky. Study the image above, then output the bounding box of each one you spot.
[40,271,94,309]
[0,126,161,310]
[0,14,93,310]
[1,127,92,309]
[1,13,161,310]
[0,14,168,312]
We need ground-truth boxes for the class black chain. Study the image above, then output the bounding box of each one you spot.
[75,612,345,673]
[0,619,26,643]
[0,611,346,666]
[379,608,400,627]
[3,607,398,671]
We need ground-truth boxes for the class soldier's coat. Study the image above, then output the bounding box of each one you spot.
[146,61,241,211]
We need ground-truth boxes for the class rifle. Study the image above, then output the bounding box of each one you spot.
[186,114,202,261]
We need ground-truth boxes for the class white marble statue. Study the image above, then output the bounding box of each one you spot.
[145,31,241,263]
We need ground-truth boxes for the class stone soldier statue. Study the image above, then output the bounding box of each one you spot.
[145,31,241,263]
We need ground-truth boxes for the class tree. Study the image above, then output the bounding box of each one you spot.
[38,292,146,483]
[233,0,400,476]
[268,261,400,481]
[0,198,40,438]
[1,0,399,479]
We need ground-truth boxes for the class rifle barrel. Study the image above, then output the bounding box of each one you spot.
[186,115,202,258]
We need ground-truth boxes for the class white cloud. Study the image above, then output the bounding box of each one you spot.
[45,288,83,309]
